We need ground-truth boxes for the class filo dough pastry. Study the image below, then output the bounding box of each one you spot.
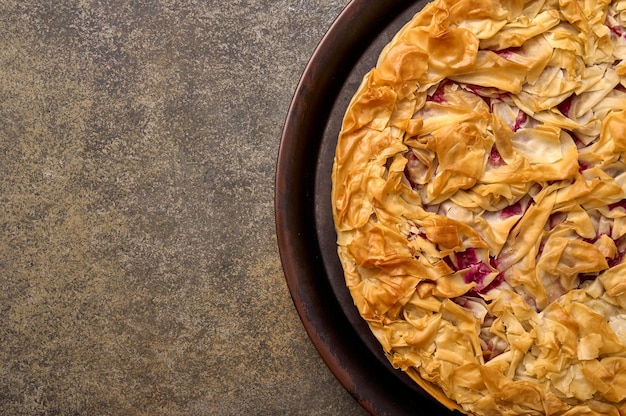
[331,0,626,414]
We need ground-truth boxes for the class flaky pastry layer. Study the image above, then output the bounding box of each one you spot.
[332,0,626,414]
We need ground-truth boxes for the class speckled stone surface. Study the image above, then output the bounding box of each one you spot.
[0,1,368,415]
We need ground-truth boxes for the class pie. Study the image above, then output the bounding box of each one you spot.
[331,0,626,414]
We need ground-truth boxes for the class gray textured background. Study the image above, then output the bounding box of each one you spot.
[0,0,369,414]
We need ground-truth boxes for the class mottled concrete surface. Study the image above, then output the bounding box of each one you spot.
[0,1,368,415]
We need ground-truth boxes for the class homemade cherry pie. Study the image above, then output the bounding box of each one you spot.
[332,0,626,414]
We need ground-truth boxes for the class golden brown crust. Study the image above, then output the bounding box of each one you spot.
[332,0,626,414]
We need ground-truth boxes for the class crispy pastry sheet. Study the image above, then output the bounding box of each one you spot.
[332,0,626,414]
